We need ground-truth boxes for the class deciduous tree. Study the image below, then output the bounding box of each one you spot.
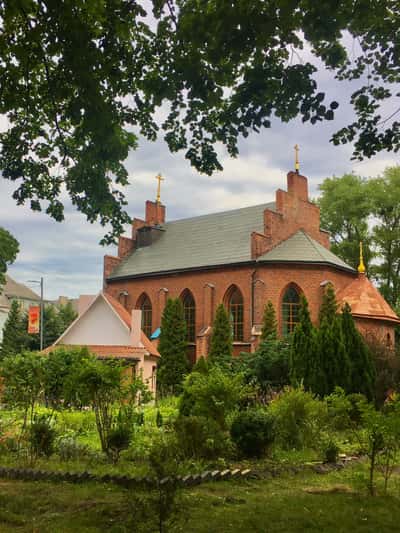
[0,228,19,289]
[1,2,399,241]
[317,174,372,270]
[368,167,400,307]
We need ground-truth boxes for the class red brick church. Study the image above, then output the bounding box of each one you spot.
[103,168,400,363]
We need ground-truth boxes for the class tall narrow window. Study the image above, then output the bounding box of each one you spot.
[282,286,301,336]
[138,294,152,338]
[229,287,244,341]
[182,291,196,342]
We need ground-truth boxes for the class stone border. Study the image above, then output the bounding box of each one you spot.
[0,466,252,488]
[0,456,362,488]
[248,455,363,480]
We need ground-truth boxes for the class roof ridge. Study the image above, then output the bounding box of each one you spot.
[256,229,355,272]
[164,202,275,225]
[104,292,131,328]
[300,230,327,260]
[256,228,306,257]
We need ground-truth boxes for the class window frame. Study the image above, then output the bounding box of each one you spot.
[281,285,301,336]
[137,294,152,338]
[182,290,196,343]
[228,286,244,342]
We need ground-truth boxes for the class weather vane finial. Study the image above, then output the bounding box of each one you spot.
[155,173,164,204]
[358,241,366,274]
[294,144,300,173]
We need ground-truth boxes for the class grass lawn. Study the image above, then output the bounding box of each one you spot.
[0,465,399,532]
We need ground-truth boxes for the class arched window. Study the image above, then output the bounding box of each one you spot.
[228,286,244,341]
[182,291,196,342]
[281,285,301,336]
[137,294,152,338]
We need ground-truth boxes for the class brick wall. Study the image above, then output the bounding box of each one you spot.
[105,263,364,360]
[104,170,397,359]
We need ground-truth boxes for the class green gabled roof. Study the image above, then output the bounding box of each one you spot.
[108,205,355,280]
[258,230,355,272]
[109,203,274,279]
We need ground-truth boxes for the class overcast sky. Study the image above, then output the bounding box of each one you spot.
[1,53,398,300]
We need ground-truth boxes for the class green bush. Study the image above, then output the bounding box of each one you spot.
[230,409,275,458]
[57,436,90,461]
[30,414,56,458]
[269,387,327,450]
[241,338,290,397]
[179,366,246,430]
[174,415,228,459]
[326,387,367,430]
[107,425,132,461]
[324,440,340,463]
[107,407,134,462]
[58,410,97,436]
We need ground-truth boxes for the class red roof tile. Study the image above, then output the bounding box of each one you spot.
[104,293,131,327]
[104,293,159,357]
[337,274,400,324]
[44,344,144,360]
[141,331,160,357]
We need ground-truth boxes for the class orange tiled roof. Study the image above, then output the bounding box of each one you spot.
[337,274,400,324]
[140,331,160,357]
[44,344,144,360]
[104,293,131,327]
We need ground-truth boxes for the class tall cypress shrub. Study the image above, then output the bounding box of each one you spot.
[260,301,277,342]
[208,304,233,366]
[341,303,375,400]
[317,286,351,396]
[157,298,188,395]
[290,296,318,391]
[1,300,27,359]
[318,283,338,324]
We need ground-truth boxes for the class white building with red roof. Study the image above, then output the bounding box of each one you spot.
[45,292,159,392]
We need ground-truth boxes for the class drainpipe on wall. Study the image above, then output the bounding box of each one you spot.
[251,270,257,330]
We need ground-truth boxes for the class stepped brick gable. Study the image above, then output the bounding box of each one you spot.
[103,169,399,362]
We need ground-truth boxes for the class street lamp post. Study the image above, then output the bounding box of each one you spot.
[28,277,44,351]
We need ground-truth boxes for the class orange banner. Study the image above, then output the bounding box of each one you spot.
[28,306,40,334]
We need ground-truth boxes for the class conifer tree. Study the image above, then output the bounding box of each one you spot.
[156,298,188,395]
[58,302,78,331]
[192,356,209,375]
[316,286,351,396]
[290,296,318,391]
[1,300,27,358]
[341,303,375,400]
[208,304,233,367]
[260,300,277,342]
[318,283,338,324]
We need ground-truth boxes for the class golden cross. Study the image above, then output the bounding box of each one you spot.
[294,144,300,173]
[155,173,164,204]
